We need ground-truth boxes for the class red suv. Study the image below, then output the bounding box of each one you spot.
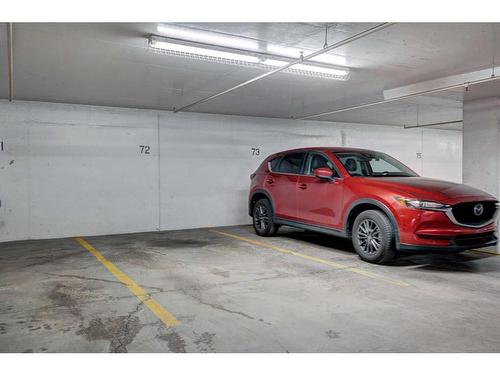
[249,147,498,264]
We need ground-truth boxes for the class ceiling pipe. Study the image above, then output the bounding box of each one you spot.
[298,74,500,120]
[6,22,13,102]
[174,22,396,114]
[403,119,462,129]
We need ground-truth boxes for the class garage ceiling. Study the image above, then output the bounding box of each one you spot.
[0,22,499,128]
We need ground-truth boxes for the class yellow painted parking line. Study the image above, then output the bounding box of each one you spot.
[74,237,180,327]
[210,229,410,288]
[469,249,500,256]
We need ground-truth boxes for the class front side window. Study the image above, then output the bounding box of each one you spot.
[335,152,417,177]
[268,156,281,172]
[305,153,338,177]
[276,152,306,174]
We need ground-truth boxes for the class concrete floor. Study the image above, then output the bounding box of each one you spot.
[0,224,500,353]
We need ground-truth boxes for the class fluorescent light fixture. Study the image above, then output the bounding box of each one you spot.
[157,24,347,68]
[265,45,300,58]
[266,44,346,66]
[260,59,289,67]
[150,37,260,64]
[311,54,347,66]
[157,24,259,51]
[262,59,349,79]
[292,64,349,76]
[149,34,349,81]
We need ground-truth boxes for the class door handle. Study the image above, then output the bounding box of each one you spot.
[266,178,274,184]
[298,183,307,190]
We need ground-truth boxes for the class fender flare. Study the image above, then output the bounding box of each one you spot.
[344,198,401,248]
[248,189,275,216]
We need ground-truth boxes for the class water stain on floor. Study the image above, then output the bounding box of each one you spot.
[48,284,83,319]
[325,330,340,339]
[194,331,216,353]
[77,315,141,353]
[210,268,230,278]
[157,330,187,353]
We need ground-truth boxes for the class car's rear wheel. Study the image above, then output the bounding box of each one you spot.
[352,210,395,264]
[252,199,279,237]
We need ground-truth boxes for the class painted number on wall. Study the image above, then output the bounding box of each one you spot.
[251,147,260,156]
[0,141,4,151]
[416,152,422,159]
[139,145,151,154]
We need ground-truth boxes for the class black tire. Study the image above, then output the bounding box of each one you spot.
[252,199,279,237]
[352,210,395,264]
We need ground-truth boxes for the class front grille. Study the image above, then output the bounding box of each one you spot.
[450,201,497,226]
[452,231,497,247]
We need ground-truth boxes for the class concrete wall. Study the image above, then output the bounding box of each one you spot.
[463,97,500,254]
[0,100,462,242]
[463,97,500,197]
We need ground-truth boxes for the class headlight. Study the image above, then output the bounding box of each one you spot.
[394,196,450,211]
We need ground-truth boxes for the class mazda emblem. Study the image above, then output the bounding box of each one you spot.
[473,204,484,216]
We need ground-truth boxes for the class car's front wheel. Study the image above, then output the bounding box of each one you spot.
[252,199,279,237]
[352,210,395,264]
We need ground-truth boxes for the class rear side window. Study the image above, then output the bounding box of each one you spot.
[268,157,281,172]
[276,152,306,174]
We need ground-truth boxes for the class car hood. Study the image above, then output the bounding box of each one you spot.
[360,176,496,203]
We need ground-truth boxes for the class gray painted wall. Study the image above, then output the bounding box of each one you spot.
[0,100,462,242]
[462,97,500,254]
[463,97,500,197]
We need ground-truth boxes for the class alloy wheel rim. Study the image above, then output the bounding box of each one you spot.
[254,204,269,230]
[357,218,381,254]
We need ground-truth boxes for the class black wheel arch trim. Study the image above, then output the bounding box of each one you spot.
[344,198,401,249]
[249,189,275,216]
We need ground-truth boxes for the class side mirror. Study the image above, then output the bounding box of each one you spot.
[314,167,334,180]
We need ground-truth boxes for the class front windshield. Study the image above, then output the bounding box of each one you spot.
[335,152,418,177]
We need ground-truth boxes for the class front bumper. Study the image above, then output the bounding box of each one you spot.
[399,231,497,252]
[396,205,498,252]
